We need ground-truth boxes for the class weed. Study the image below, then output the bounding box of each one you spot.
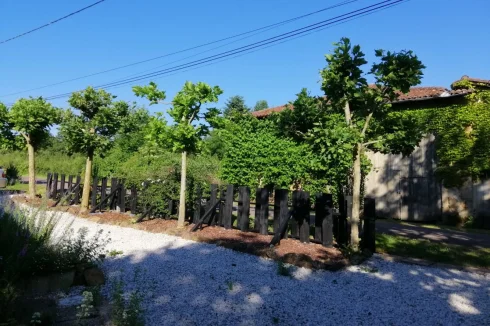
[108,250,124,257]
[276,261,291,277]
[226,280,234,291]
[111,274,144,326]
[76,291,95,321]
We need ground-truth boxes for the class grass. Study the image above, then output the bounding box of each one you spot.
[0,182,46,197]
[376,233,490,268]
[379,218,490,235]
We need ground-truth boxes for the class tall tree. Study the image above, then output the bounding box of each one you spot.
[319,38,425,249]
[60,87,129,213]
[8,98,60,197]
[253,100,269,111]
[134,81,223,227]
[223,95,249,120]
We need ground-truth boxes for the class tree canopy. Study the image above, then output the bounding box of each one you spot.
[253,100,269,111]
[223,95,249,120]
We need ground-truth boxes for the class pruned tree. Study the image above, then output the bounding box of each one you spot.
[8,98,60,197]
[60,87,130,213]
[319,37,425,249]
[253,100,269,111]
[134,81,223,227]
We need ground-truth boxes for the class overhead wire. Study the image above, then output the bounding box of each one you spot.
[0,0,361,98]
[44,0,407,100]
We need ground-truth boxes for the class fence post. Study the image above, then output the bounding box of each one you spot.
[46,173,52,199]
[297,191,310,243]
[254,188,261,231]
[131,185,138,214]
[238,186,250,232]
[193,185,202,224]
[291,191,300,239]
[110,178,118,210]
[337,194,348,246]
[100,178,107,210]
[52,173,58,199]
[363,197,376,252]
[274,189,289,238]
[118,179,125,213]
[218,188,225,226]
[259,188,269,235]
[316,193,333,247]
[91,176,98,208]
[223,185,234,229]
[74,175,81,204]
[60,174,66,196]
[67,175,73,202]
[207,184,218,225]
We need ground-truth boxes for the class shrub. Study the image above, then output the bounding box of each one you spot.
[5,163,19,185]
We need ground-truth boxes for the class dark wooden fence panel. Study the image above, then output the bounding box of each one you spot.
[223,185,234,229]
[274,189,289,238]
[100,178,107,210]
[118,179,125,213]
[238,186,250,232]
[316,193,333,247]
[193,185,202,224]
[60,174,66,195]
[207,184,218,225]
[74,175,81,204]
[52,173,58,199]
[258,188,269,235]
[110,178,118,210]
[91,176,98,208]
[46,173,53,198]
[294,191,310,243]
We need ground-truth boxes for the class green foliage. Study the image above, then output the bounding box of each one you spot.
[0,150,85,176]
[8,97,61,147]
[220,116,325,193]
[76,291,95,320]
[223,95,249,120]
[5,163,19,185]
[111,276,144,326]
[60,87,129,157]
[0,102,16,150]
[253,100,269,111]
[133,81,166,105]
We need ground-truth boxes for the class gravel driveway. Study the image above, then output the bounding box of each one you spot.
[29,209,490,325]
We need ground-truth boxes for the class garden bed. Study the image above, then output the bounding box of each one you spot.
[12,195,348,271]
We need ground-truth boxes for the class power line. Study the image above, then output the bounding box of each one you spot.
[1,0,107,45]
[43,0,406,100]
[0,0,361,98]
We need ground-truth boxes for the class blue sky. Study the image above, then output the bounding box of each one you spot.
[1,0,489,114]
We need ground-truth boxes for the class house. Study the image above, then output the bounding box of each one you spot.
[251,76,490,226]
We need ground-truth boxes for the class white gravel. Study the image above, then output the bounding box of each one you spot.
[20,206,490,325]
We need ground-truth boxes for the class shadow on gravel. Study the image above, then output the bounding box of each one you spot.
[100,236,490,326]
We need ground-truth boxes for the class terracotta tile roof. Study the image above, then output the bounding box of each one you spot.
[252,85,473,118]
[451,75,490,89]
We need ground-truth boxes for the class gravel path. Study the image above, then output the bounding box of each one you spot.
[29,209,490,325]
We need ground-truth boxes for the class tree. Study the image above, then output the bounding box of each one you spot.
[319,38,425,249]
[0,102,16,150]
[134,81,223,227]
[223,95,249,120]
[8,98,60,197]
[253,100,269,111]
[60,87,130,213]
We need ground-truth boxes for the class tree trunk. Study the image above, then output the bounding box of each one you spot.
[177,151,187,228]
[27,141,36,198]
[350,143,362,250]
[80,151,93,213]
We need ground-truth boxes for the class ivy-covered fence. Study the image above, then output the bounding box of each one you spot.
[45,172,376,251]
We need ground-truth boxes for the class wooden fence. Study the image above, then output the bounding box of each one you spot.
[45,172,376,251]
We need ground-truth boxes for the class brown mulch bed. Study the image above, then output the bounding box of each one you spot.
[12,195,349,271]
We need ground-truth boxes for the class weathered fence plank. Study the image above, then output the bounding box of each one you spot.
[60,174,66,196]
[110,178,118,210]
[130,185,137,214]
[259,188,269,235]
[316,193,333,247]
[297,191,310,243]
[207,184,218,225]
[67,175,73,202]
[100,178,107,209]
[274,189,289,238]
[46,173,52,199]
[74,175,81,204]
[223,185,234,229]
[238,186,250,232]
[363,197,376,252]
[118,179,125,213]
[52,173,58,199]
[91,176,98,208]
[193,185,202,224]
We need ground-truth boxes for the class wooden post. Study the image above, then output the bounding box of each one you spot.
[363,197,376,252]
[259,188,269,235]
[67,175,73,202]
[218,188,225,226]
[60,174,66,196]
[274,189,289,238]
[297,191,310,243]
[100,178,107,210]
[193,185,202,224]
[51,173,58,199]
[130,185,137,214]
[207,184,218,225]
[110,178,118,210]
[254,188,261,231]
[291,191,300,239]
[238,186,250,232]
[46,173,52,199]
[223,185,234,229]
[337,194,348,246]
[91,176,98,208]
[316,193,333,247]
[74,175,81,204]
[118,179,126,213]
